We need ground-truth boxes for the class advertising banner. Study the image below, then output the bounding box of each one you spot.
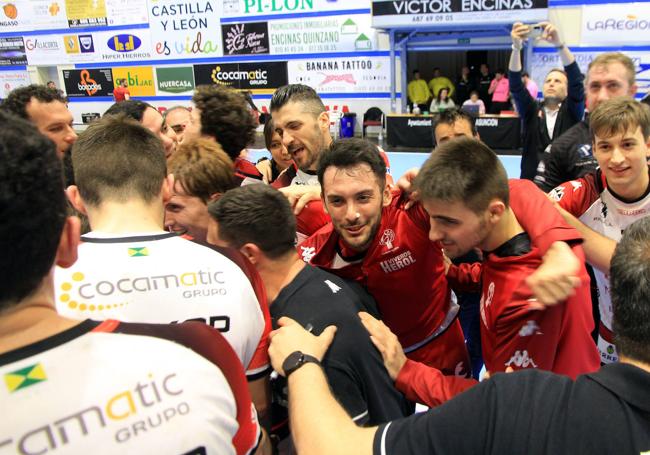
[288,56,390,93]
[25,35,66,65]
[222,22,270,55]
[156,66,195,95]
[65,0,108,27]
[193,61,288,94]
[222,0,370,17]
[0,0,69,32]
[63,68,114,97]
[112,66,156,96]
[0,71,29,98]
[530,48,650,97]
[269,14,375,54]
[148,0,222,60]
[0,37,27,66]
[371,0,548,28]
[581,4,650,45]
[62,33,97,63]
[95,29,153,62]
[105,0,149,26]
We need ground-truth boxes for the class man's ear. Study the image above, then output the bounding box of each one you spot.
[55,216,81,269]
[239,242,263,266]
[318,110,330,133]
[208,192,222,203]
[65,185,87,215]
[162,174,175,204]
[382,182,393,207]
[487,199,506,224]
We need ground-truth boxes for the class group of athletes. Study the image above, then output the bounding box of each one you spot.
[0,20,649,455]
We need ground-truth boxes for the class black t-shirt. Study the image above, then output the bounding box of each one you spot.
[271,265,412,426]
[374,363,650,455]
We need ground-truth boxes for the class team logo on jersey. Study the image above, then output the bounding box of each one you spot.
[379,250,416,273]
[5,363,47,393]
[505,350,538,369]
[300,246,316,263]
[570,180,582,191]
[128,247,149,257]
[379,229,396,250]
[548,186,564,202]
[480,281,495,328]
[518,320,542,337]
[324,279,341,294]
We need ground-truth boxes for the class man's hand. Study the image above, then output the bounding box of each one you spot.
[358,312,406,381]
[538,21,563,47]
[510,22,529,48]
[255,159,273,184]
[526,241,581,309]
[396,167,420,209]
[268,317,337,377]
[279,185,321,215]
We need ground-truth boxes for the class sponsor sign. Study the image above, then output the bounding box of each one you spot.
[156,66,195,94]
[0,70,29,98]
[95,30,152,61]
[0,0,69,32]
[581,4,650,45]
[25,35,65,65]
[222,0,370,17]
[105,0,148,26]
[65,0,108,27]
[63,68,114,97]
[287,56,390,93]
[148,0,222,59]
[269,14,376,54]
[61,33,97,63]
[193,61,288,94]
[0,37,26,66]
[112,66,156,97]
[530,48,650,96]
[222,21,270,55]
[371,0,548,27]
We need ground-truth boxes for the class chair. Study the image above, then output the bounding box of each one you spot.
[362,107,384,138]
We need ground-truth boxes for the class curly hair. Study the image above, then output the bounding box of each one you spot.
[0,84,67,120]
[0,110,66,308]
[192,85,256,160]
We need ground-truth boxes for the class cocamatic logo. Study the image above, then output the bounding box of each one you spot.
[5,363,47,393]
[211,65,269,86]
[107,34,141,53]
[77,70,101,96]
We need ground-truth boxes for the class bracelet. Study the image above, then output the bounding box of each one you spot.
[555,43,565,50]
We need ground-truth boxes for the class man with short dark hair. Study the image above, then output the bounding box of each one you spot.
[433,108,479,144]
[1,83,76,159]
[55,115,272,410]
[0,110,262,455]
[164,105,191,143]
[207,183,412,443]
[536,52,639,191]
[184,85,262,185]
[264,215,650,455]
[104,99,176,157]
[509,21,585,180]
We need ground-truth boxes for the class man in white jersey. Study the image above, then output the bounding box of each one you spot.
[55,114,272,420]
[550,97,650,363]
[0,111,263,455]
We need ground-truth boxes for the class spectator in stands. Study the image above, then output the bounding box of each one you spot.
[429,87,456,113]
[256,118,294,184]
[461,90,486,115]
[104,99,177,158]
[207,184,412,448]
[535,52,637,191]
[523,72,539,99]
[165,138,236,245]
[1,84,76,159]
[428,67,455,98]
[477,63,493,111]
[455,66,475,105]
[112,78,130,102]
[163,105,191,144]
[0,110,263,455]
[549,97,650,364]
[264,215,650,455]
[488,69,510,113]
[509,21,584,180]
[184,85,262,185]
[57,114,272,428]
[407,69,431,113]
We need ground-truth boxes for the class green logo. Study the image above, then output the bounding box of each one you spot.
[355,33,372,50]
[5,363,47,393]
[128,247,149,257]
[156,67,195,94]
[606,345,615,355]
[341,18,357,34]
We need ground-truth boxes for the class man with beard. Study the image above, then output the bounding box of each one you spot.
[508,21,585,180]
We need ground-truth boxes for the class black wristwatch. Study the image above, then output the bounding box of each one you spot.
[282,351,321,377]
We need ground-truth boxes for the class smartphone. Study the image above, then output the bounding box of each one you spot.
[527,24,544,39]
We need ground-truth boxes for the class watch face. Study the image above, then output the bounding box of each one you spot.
[282,351,304,375]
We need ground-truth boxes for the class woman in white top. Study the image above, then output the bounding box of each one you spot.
[430,87,456,113]
[461,90,486,115]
